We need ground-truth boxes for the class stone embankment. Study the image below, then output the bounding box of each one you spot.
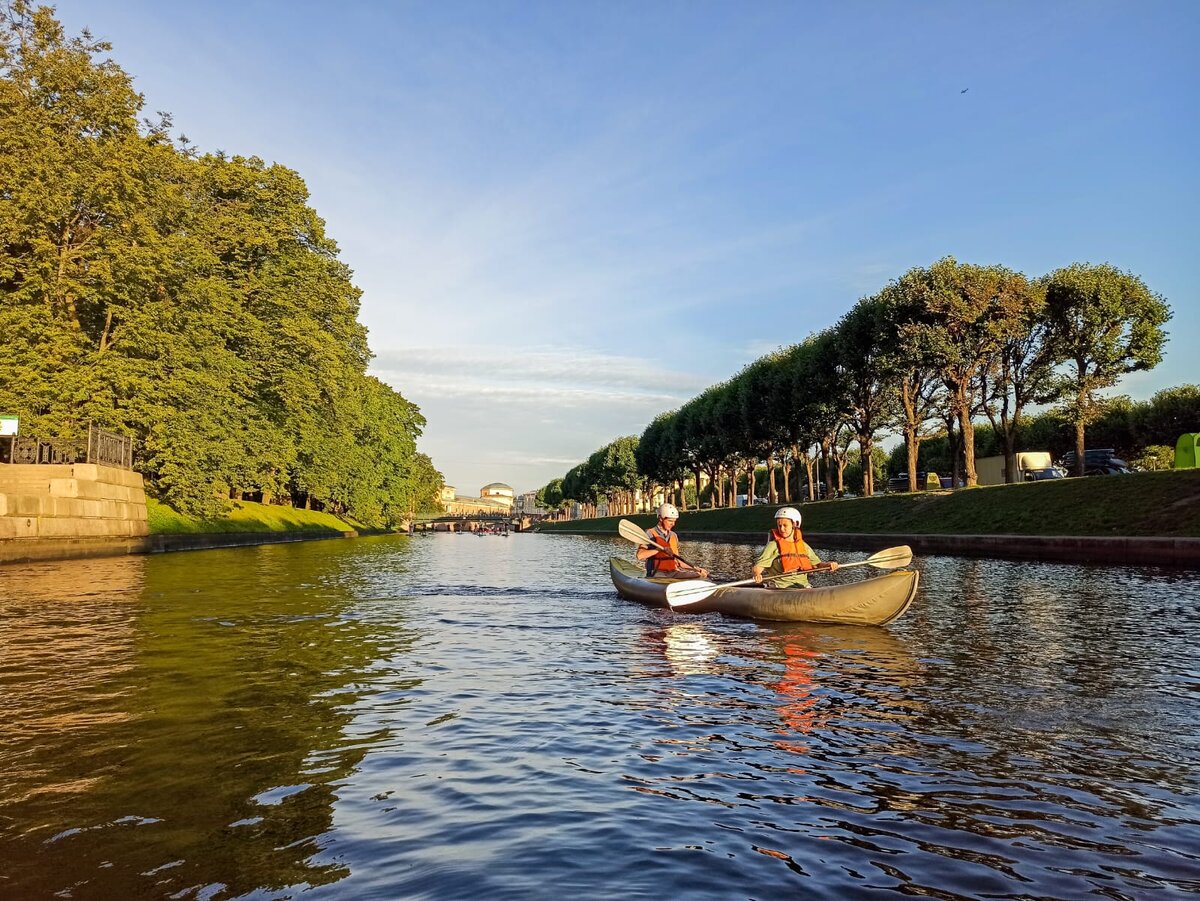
[1,463,148,564]
[0,463,148,538]
[0,465,366,565]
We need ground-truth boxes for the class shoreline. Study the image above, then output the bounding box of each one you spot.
[6,525,1198,571]
[0,529,366,566]
[545,526,1200,568]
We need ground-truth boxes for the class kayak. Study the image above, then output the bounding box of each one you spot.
[608,557,918,625]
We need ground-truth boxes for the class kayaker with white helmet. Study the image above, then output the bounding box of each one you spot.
[751,507,837,588]
[636,502,709,579]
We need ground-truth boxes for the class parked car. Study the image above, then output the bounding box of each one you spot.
[887,472,942,492]
[1085,462,1132,476]
[1023,467,1066,482]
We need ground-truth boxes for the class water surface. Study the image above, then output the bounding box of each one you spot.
[1,533,1197,898]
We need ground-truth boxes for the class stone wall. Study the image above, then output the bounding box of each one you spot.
[0,463,148,541]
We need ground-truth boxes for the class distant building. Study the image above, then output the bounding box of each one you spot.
[480,482,515,506]
[515,491,548,517]
[439,481,515,516]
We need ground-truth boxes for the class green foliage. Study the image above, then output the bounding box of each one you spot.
[1042,263,1171,469]
[1130,445,1174,472]
[536,477,565,509]
[0,4,441,523]
[550,251,1177,514]
[1133,385,1200,447]
[541,469,1200,538]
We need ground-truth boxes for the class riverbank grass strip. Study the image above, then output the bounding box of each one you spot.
[539,469,1200,538]
[147,499,359,535]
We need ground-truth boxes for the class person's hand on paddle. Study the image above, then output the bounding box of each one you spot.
[752,565,764,584]
[826,561,839,572]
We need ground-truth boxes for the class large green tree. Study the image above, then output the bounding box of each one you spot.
[1042,263,1170,475]
[0,3,440,520]
[892,258,1033,487]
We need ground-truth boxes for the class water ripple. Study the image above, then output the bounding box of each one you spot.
[1,534,1197,898]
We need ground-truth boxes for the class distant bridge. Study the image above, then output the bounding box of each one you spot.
[413,512,545,533]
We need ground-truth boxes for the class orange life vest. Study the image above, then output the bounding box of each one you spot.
[771,528,813,572]
[647,525,679,574]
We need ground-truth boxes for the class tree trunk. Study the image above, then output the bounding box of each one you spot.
[782,459,791,503]
[859,436,874,496]
[1074,417,1087,477]
[906,423,920,493]
[767,455,778,503]
[958,388,977,486]
[821,440,834,500]
[944,411,961,489]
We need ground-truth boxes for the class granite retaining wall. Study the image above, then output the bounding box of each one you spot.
[0,463,148,542]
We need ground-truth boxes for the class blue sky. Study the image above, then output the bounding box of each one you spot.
[56,1,1198,493]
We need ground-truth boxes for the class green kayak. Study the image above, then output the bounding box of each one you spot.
[609,556,918,625]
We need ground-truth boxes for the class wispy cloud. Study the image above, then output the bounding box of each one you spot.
[372,346,708,397]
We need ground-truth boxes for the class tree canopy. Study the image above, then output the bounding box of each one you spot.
[540,255,1174,513]
[0,3,442,523]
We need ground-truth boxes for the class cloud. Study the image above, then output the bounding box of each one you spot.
[369,343,719,491]
[372,345,708,401]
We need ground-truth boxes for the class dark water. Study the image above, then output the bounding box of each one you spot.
[1,533,1198,900]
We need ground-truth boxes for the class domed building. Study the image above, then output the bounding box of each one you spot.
[480,483,515,507]
[439,481,515,516]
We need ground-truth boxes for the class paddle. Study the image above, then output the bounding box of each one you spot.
[617,518,707,572]
[665,545,913,608]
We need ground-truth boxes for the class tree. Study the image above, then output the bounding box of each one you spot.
[1042,263,1171,475]
[0,4,437,520]
[537,478,565,511]
[976,275,1056,482]
[893,258,1033,487]
[831,296,897,496]
[1134,385,1200,448]
[880,279,944,493]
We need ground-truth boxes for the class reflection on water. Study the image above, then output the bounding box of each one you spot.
[1,533,1198,899]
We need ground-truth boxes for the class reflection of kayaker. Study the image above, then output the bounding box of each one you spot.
[763,624,923,756]
[775,637,821,742]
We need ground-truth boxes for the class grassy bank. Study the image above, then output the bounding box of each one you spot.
[539,469,1200,538]
[147,498,364,535]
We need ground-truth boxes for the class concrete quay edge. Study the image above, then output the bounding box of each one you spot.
[0,529,360,566]
[685,531,1200,568]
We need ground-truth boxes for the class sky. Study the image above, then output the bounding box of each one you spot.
[54,1,1199,494]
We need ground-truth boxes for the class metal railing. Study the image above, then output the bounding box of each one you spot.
[0,423,134,470]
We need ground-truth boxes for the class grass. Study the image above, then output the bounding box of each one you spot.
[539,469,1200,538]
[146,498,361,535]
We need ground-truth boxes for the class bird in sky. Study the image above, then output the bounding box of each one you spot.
[961,88,969,93]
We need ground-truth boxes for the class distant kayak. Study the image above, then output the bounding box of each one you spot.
[609,557,918,625]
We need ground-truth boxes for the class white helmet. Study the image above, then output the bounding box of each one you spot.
[775,506,801,525]
[657,502,680,519]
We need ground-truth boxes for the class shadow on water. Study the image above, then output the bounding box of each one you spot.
[0,537,421,899]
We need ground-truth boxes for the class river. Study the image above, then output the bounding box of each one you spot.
[1,533,1197,899]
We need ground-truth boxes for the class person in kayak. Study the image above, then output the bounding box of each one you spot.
[637,503,709,579]
[751,507,837,588]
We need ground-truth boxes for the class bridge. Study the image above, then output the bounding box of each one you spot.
[412,512,547,533]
